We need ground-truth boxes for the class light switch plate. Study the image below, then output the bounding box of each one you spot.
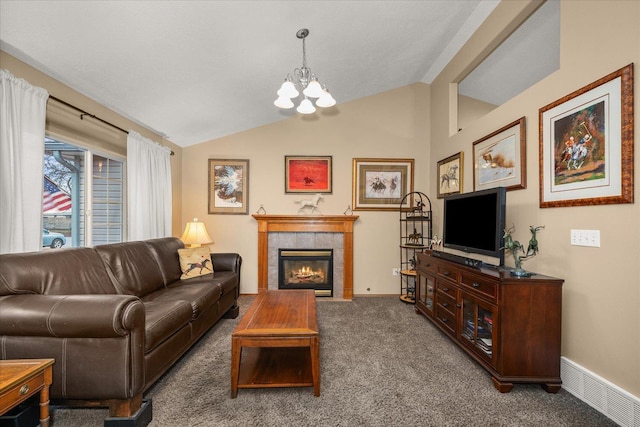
[570,229,600,247]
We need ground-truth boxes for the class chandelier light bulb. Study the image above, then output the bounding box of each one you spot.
[277,79,299,99]
[296,98,316,114]
[274,95,294,109]
[303,78,324,98]
[316,89,336,108]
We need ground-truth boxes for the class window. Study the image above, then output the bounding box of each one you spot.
[43,137,125,248]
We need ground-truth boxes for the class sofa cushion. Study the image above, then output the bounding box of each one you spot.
[143,300,193,353]
[210,271,237,298]
[95,241,165,297]
[141,279,222,321]
[144,237,184,286]
[178,246,214,280]
[0,248,116,296]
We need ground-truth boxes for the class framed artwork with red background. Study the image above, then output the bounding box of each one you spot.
[285,156,332,193]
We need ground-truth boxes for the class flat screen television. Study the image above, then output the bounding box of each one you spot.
[442,187,506,266]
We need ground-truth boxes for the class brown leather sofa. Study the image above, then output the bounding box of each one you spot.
[0,237,241,425]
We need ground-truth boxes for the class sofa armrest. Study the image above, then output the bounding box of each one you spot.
[211,253,242,299]
[0,294,145,338]
[211,253,242,274]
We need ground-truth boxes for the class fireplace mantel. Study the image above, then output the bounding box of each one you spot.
[252,215,359,299]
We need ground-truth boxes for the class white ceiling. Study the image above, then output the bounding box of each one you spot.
[0,1,555,148]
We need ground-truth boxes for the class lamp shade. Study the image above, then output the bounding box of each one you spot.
[277,80,299,98]
[180,218,213,247]
[316,89,336,108]
[302,78,324,98]
[274,95,295,109]
[296,98,316,114]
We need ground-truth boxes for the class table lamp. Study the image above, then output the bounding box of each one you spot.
[180,218,213,248]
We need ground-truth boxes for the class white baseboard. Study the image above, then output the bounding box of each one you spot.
[561,357,640,426]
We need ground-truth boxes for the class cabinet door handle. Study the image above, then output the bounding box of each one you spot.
[472,282,480,288]
[456,303,461,308]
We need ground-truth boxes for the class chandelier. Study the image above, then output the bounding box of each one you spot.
[274,28,336,114]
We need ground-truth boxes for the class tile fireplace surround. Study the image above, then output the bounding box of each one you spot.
[252,215,359,300]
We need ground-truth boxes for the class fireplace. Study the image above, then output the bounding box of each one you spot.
[278,249,333,297]
[253,215,358,299]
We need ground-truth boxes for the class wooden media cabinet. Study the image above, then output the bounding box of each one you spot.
[415,251,564,393]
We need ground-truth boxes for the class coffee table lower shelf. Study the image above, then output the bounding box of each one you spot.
[237,347,313,389]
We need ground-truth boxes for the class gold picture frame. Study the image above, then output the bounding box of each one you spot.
[352,158,414,211]
[473,117,526,192]
[539,64,634,207]
[437,152,463,198]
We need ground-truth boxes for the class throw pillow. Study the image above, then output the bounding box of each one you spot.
[178,246,214,280]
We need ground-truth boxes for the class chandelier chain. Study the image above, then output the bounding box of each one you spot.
[302,36,307,69]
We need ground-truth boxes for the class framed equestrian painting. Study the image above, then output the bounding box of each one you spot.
[472,117,526,192]
[285,156,332,194]
[539,63,634,208]
[208,159,249,214]
[437,152,463,199]
[352,158,414,211]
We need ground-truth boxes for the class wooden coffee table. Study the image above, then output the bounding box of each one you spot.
[231,290,320,398]
[0,359,54,427]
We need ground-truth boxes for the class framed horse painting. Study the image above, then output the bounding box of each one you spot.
[436,152,463,199]
[352,158,414,211]
[285,156,332,194]
[539,63,634,208]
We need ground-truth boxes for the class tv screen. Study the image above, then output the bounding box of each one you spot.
[442,187,506,265]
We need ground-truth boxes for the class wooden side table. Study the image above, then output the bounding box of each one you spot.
[0,359,55,427]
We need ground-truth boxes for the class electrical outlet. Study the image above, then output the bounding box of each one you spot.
[392,268,400,276]
[570,229,600,247]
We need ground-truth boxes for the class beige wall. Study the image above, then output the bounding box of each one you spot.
[182,83,430,297]
[0,51,184,236]
[430,0,639,396]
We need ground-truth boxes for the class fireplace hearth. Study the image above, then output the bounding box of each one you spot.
[279,249,333,297]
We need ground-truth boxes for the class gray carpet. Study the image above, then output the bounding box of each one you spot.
[50,296,615,426]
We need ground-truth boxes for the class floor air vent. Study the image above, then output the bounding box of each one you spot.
[561,357,639,426]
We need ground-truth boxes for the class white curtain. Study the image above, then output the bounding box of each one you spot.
[127,130,172,241]
[0,69,49,254]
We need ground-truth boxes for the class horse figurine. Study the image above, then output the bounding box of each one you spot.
[408,228,422,245]
[295,193,324,214]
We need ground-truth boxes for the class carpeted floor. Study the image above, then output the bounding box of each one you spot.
[50,296,615,426]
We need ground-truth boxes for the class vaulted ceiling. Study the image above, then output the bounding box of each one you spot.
[1,1,556,147]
